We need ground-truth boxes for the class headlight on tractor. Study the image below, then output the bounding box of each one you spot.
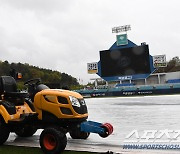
[69,96,80,108]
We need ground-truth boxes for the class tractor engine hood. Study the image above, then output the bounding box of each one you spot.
[39,89,83,99]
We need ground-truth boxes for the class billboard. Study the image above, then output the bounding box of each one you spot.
[87,62,98,74]
[153,55,167,67]
[99,45,151,77]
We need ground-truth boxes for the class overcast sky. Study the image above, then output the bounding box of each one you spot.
[0,0,180,84]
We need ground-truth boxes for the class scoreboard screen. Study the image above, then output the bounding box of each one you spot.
[100,45,151,77]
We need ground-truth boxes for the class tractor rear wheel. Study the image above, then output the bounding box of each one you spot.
[15,125,37,137]
[40,127,67,154]
[0,117,10,145]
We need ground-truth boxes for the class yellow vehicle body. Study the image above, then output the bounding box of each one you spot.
[34,89,88,121]
[0,76,113,153]
[0,88,88,123]
[0,101,35,123]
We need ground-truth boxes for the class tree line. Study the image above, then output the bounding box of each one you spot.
[0,60,79,89]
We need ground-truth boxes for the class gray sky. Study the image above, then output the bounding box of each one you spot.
[0,0,180,84]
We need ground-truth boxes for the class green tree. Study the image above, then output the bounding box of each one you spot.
[0,60,80,89]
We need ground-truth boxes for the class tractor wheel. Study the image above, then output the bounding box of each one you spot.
[99,123,113,138]
[15,125,37,137]
[40,127,67,154]
[69,129,90,139]
[0,117,10,145]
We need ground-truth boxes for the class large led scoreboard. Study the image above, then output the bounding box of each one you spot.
[100,45,151,77]
[96,40,155,81]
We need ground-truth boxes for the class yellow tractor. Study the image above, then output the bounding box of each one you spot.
[0,76,113,153]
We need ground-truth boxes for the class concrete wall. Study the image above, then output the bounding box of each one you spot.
[146,75,159,85]
[134,79,145,85]
[143,71,180,85]
[159,75,166,84]
[165,71,180,81]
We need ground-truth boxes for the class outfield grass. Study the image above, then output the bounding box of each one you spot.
[0,145,95,154]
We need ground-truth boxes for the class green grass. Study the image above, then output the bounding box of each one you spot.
[0,145,95,154]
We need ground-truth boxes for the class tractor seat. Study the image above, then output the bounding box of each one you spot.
[0,76,27,105]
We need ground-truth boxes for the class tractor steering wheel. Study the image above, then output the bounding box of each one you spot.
[24,78,41,86]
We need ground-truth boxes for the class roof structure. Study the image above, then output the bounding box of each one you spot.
[109,40,137,50]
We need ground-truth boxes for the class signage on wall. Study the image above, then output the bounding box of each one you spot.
[153,55,167,67]
[87,62,98,74]
[116,34,128,46]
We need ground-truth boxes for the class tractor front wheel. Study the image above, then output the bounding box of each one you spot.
[69,122,90,139]
[40,127,67,154]
[69,130,90,139]
[0,117,10,145]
